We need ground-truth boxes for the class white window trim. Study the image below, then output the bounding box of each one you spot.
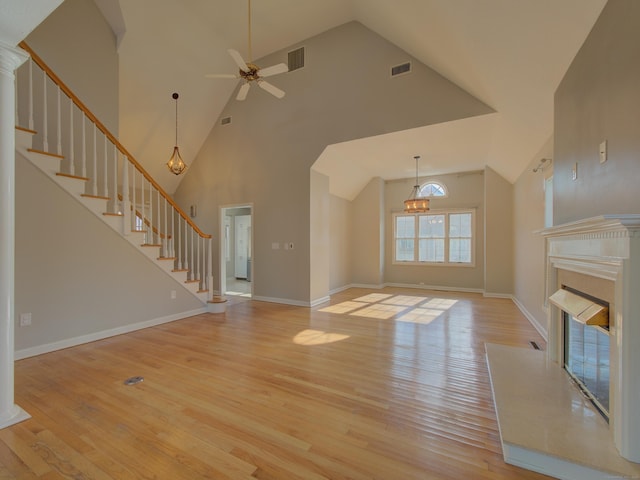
[418,180,448,198]
[392,208,476,267]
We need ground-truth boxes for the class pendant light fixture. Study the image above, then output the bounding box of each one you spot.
[166,92,187,175]
[404,155,430,213]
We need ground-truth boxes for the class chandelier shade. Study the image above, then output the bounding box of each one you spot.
[404,155,429,213]
[166,92,187,175]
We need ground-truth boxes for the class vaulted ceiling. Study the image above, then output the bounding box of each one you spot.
[105,0,606,196]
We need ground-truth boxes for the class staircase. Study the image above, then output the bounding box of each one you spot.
[14,43,213,306]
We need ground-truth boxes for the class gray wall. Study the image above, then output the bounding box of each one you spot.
[329,194,352,292]
[174,21,493,304]
[14,0,202,356]
[554,0,640,224]
[351,177,385,286]
[24,0,119,135]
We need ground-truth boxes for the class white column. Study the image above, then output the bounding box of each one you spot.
[0,42,30,429]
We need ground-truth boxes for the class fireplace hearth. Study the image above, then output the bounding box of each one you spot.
[542,215,640,463]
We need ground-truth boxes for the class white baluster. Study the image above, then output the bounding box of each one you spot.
[42,71,48,152]
[69,100,74,175]
[177,213,182,270]
[156,187,160,249]
[131,165,136,231]
[148,180,153,244]
[81,112,86,178]
[56,86,61,155]
[163,198,169,258]
[14,72,18,125]
[140,174,146,241]
[171,203,176,259]
[102,133,108,200]
[122,156,130,235]
[91,124,97,195]
[28,59,33,130]
[191,226,195,281]
[113,143,118,212]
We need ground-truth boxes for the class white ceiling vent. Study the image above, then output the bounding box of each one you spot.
[288,47,305,72]
[391,61,412,77]
[220,116,232,126]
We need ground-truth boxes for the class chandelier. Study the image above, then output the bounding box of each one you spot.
[166,92,187,175]
[404,155,430,213]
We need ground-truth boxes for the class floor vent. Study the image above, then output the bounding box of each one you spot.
[221,116,232,126]
[530,341,541,350]
[124,376,144,386]
[288,47,305,72]
[391,61,411,77]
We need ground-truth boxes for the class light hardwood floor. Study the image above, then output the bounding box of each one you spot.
[2,287,551,479]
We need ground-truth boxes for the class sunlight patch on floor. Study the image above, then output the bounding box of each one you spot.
[318,301,369,314]
[396,307,444,325]
[318,293,460,323]
[293,329,350,346]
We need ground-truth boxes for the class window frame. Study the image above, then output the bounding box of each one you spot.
[418,181,448,198]
[392,209,476,267]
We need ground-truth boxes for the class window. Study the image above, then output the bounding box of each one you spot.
[393,210,474,265]
[418,181,447,198]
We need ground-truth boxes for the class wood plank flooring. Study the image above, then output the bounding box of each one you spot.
[3,287,552,479]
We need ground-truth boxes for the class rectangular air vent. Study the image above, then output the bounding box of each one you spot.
[391,61,411,77]
[220,116,232,126]
[288,47,305,72]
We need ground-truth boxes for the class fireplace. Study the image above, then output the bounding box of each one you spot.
[542,215,640,463]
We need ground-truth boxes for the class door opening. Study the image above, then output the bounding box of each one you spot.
[220,205,253,298]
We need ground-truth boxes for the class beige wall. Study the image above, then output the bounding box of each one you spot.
[351,177,385,286]
[24,0,119,134]
[384,171,485,290]
[554,0,640,224]
[310,170,330,303]
[484,166,514,296]
[174,21,492,304]
[513,137,553,337]
[329,194,352,292]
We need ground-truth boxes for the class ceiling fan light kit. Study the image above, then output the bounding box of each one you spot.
[205,0,288,101]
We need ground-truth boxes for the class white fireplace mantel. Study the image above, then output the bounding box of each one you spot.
[541,214,640,463]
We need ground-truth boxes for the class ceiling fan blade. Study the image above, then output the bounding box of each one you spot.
[257,80,285,99]
[228,49,249,72]
[236,82,250,101]
[259,63,288,78]
[205,73,238,79]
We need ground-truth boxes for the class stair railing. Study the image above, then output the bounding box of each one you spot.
[15,42,213,297]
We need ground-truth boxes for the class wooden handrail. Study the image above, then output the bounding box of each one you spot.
[18,41,211,239]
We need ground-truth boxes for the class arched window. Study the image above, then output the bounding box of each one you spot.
[418,181,447,198]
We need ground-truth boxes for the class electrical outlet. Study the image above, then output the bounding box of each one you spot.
[599,140,608,164]
[572,162,578,181]
[19,313,32,326]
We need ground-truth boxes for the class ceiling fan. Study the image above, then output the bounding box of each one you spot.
[206,0,288,101]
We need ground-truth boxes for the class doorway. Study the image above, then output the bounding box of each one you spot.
[220,205,253,298]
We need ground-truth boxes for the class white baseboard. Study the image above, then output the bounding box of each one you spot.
[310,296,331,307]
[483,292,513,299]
[251,295,313,307]
[14,307,207,360]
[385,282,484,294]
[512,296,548,341]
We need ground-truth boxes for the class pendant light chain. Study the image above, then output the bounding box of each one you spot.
[174,92,179,147]
[248,0,253,62]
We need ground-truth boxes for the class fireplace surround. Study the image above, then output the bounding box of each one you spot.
[542,215,640,463]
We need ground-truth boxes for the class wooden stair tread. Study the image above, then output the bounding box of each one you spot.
[81,193,110,201]
[102,212,123,217]
[16,125,37,134]
[172,269,189,273]
[197,289,209,294]
[27,148,64,159]
[56,172,89,181]
[157,257,176,261]
[184,279,200,284]
[141,243,162,247]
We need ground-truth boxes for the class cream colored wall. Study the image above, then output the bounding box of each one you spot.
[24,0,119,134]
[384,171,485,290]
[351,177,385,286]
[484,166,514,296]
[329,194,353,292]
[174,21,492,304]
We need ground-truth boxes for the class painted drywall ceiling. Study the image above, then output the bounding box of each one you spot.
[113,0,607,196]
[0,0,63,46]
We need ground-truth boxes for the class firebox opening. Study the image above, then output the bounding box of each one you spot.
[558,287,610,421]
